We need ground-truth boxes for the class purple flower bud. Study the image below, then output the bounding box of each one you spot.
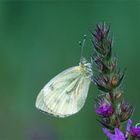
[118,101,134,122]
[92,23,112,58]
[93,55,109,73]
[95,99,113,117]
[111,70,124,88]
[94,75,111,92]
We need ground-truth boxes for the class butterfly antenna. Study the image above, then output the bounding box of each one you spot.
[79,34,87,61]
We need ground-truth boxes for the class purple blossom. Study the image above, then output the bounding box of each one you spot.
[103,128,125,140]
[95,101,113,117]
[103,119,132,140]
[130,124,140,138]
[130,126,140,138]
[126,119,140,138]
[125,119,140,138]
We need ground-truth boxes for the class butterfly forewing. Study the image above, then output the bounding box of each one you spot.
[35,65,91,117]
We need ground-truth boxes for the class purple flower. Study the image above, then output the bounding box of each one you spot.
[103,119,132,140]
[103,128,125,140]
[130,126,140,138]
[95,100,113,117]
[126,119,140,138]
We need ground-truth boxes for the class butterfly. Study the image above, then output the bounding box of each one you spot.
[35,36,93,118]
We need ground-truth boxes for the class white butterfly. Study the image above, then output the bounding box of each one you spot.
[35,36,93,117]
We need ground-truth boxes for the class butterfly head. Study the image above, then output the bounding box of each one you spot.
[79,57,93,78]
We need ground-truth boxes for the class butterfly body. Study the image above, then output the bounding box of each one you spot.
[35,58,93,117]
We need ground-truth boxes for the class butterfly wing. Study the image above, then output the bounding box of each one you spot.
[35,66,91,117]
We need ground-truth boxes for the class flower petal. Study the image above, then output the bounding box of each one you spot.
[103,128,115,140]
[115,128,125,140]
[127,119,132,132]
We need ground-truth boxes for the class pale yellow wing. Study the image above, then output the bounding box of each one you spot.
[35,66,91,118]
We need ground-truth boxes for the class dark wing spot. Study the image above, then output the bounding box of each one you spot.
[49,84,54,91]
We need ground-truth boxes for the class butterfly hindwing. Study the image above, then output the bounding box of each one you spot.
[35,66,91,117]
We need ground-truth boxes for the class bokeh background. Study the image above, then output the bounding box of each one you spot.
[0,0,140,140]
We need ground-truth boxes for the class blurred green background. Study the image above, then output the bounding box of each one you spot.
[0,0,140,140]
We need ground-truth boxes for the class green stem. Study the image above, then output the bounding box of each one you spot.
[109,91,120,128]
